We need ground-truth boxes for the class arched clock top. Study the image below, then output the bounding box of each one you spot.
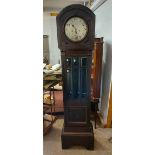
[56,4,95,51]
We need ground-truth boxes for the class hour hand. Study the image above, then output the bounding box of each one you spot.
[75,28,77,34]
[72,25,78,35]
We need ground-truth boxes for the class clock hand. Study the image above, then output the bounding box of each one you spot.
[72,25,78,35]
[75,28,77,34]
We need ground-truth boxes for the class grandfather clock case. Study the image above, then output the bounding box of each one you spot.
[56,4,95,150]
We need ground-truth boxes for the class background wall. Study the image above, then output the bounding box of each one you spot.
[94,0,112,125]
[43,12,60,65]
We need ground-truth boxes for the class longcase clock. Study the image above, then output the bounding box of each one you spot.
[56,4,95,150]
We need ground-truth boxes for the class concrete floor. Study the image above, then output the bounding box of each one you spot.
[44,118,112,155]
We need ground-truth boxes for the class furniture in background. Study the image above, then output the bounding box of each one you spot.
[43,67,62,135]
[51,83,63,115]
[43,80,57,135]
[43,35,50,64]
[91,37,104,128]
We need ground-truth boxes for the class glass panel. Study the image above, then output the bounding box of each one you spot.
[72,68,79,98]
[81,57,87,67]
[81,68,87,97]
[66,57,71,67]
[66,69,72,96]
[72,57,79,66]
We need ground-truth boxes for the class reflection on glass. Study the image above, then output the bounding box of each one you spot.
[81,68,87,97]
[73,57,79,66]
[66,57,71,67]
[66,69,72,96]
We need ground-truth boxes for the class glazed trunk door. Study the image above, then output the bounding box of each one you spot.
[63,55,91,127]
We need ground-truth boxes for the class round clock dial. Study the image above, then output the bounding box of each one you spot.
[65,17,88,42]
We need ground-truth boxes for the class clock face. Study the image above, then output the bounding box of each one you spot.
[65,17,88,42]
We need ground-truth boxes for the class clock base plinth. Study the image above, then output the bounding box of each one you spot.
[61,124,94,150]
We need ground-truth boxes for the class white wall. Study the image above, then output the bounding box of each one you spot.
[43,12,60,65]
[94,0,112,125]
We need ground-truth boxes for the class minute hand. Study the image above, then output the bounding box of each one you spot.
[72,25,77,34]
[75,28,77,34]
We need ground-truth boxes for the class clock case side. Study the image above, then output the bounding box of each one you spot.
[56,4,95,51]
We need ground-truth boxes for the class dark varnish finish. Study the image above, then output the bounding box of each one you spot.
[56,4,95,150]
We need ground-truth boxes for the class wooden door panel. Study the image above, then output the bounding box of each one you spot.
[66,107,87,126]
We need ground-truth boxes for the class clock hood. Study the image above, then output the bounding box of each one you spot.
[56,4,95,51]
